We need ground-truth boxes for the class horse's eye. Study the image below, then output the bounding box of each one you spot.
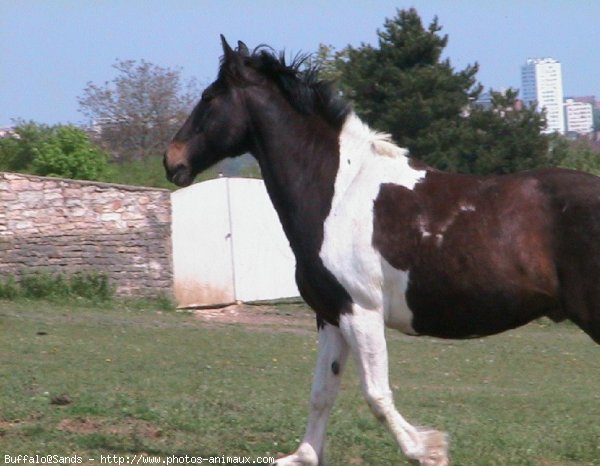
[201,92,213,103]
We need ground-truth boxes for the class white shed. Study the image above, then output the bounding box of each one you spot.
[171,177,299,307]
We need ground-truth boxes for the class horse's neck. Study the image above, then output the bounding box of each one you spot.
[250,109,411,257]
[249,108,349,254]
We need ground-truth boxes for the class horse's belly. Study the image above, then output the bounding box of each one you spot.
[405,279,557,339]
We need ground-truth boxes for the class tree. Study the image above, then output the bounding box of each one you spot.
[0,122,108,181]
[78,59,200,161]
[552,137,600,176]
[424,89,551,174]
[337,9,481,155]
[31,125,108,180]
[309,44,346,82]
[324,8,554,175]
[0,121,53,171]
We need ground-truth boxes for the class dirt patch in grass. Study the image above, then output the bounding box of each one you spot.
[191,302,316,334]
[0,415,41,432]
[57,417,162,439]
[0,419,31,431]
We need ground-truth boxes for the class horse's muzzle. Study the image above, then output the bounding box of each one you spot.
[164,145,194,187]
[166,163,194,187]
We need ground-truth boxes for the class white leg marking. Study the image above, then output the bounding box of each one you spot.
[339,306,449,466]
[273,323,349,466]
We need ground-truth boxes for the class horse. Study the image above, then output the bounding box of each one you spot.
[164,36,600,466]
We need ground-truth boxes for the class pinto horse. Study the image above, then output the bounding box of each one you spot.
[165,37,600,466]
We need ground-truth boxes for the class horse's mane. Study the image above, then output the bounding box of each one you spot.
[232,47,351,130]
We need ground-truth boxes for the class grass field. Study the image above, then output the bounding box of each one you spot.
[0,300,598,465]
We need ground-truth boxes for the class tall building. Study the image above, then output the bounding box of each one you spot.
[521,58,565,134]
[564,99,594,135]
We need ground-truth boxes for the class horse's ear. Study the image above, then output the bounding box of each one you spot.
[237,40,250,57]
[220,35,237,61]
[220,34,246,80]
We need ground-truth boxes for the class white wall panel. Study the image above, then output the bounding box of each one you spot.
[171,178,299,307]
[227,178,299,302]
[171,179,235,306]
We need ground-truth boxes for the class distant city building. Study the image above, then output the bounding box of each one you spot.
[0,127,19,139]
[474,90,493,110]
[521,58,565,134]
[571,96,598,109]
[564,99,594,135]
[472,89,524,114]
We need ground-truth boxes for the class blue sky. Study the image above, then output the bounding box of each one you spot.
[1,0,598,128]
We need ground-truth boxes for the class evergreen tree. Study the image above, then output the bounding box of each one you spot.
[425,90,551,174]
[331,8,556,175]
[338,9,480,156]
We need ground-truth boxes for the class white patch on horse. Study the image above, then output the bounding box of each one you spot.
[417,215,432,239]
[319,113,426,333]
[418,202,477,248]
[382,261,419,334]
[339,305,449,464]
[275,324,349,465]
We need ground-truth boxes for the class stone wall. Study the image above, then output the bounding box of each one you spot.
[0,172,172,296]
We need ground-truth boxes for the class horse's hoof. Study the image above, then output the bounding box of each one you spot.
[271,458,316,466]
[415,427,450,466]
[270,449,319,466]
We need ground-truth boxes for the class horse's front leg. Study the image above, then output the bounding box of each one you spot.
[273,323,349,466]
[339,305,450,466]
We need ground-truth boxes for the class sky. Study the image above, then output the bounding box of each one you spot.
[1,0,599,128]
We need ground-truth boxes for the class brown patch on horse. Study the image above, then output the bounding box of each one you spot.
[373,171,562,338]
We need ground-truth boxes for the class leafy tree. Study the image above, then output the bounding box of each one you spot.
[31,125,108,180]
[0,121,53,171]
[309,44,346,82]
[78,59,200,161]
[0,121,108,180]
[552,137,600,176]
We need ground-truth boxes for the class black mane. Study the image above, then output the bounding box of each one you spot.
[227,47,351,129]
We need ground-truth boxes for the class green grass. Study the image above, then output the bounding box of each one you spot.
[0,300,598,465]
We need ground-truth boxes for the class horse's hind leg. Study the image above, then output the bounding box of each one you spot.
[554,188,600,345]
[558,249,600,344]
[273,323,349,466]
[562,279,600,344]
[339,305,450,466]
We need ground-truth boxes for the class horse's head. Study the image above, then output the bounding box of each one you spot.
[164,36,257,187]
[165,36,350,187]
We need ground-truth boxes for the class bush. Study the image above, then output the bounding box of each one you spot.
[0,271,115,302]
[31,126,109,180]
[0,122,109,181]
[20,272,67,299]
[0,276,19,299]
[69,271,112,301]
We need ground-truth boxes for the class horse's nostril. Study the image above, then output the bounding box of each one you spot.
[174,163,186,173]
